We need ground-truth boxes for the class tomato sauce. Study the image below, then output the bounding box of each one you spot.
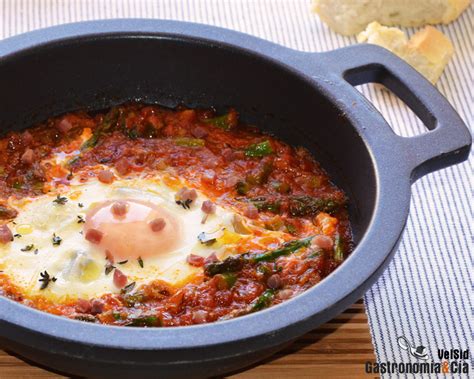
[0,103,352,326]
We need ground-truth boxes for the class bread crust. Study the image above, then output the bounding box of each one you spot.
[357,22,454,83]
[312,0,471,35]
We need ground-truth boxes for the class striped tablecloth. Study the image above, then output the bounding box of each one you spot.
[1,1,472,376]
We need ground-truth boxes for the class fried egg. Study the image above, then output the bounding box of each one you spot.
[0,175,275,301]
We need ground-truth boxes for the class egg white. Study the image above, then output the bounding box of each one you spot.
[0,176,261,301]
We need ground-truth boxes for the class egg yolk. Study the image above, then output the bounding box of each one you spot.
[84,199,183,260]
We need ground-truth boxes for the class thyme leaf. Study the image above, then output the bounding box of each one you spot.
[176,199,193,210]
[121,281,136,294]
[39,270,57,290]
[105,263,115,275]
[137,256,144,268]
[53,194,68,205]
[52,233,62,246]
[21,244,34,252]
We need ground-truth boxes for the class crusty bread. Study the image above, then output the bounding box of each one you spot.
[357,22,454,83]
[312,0,471,35]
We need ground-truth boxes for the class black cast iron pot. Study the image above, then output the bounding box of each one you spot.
[0,20,470,378]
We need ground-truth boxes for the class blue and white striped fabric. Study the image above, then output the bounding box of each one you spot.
[1,1,472,376]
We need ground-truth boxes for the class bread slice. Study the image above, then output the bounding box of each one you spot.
[357,22,454,83]
[312,0,471,35]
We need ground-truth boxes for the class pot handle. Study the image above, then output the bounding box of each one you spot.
[321,44,471,181]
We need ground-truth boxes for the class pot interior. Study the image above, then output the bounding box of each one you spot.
[0,35,376,244]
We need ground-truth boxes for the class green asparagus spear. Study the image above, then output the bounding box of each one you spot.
[204,236,313,276]
[288,195,344,216]
[250,197,281,213]
[252,236,313,262]
[204,254,248,276]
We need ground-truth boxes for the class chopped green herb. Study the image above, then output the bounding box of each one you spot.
[52,233,62,246]
[137,256,144,268]
[81,108,119,150]
[112,312,122,320]
[126,315,160,327]
[334,234,344,262]
[77,215,85,224]
[204,113,232,130]
[221,272,237,288]
[78,203,84,208]
[246,162,273,185]
[272,181,291,194]
[13,233,21,238]
[250,289,275,312]
[123,292,146,307]
[127,127,139,140]
[39,270,57,290]
[285,223,297,235]
[257,265,271,275]
[117,260,128,265]
[53,194,68,205]
[245,140,273,157]
[21,244,34,252]
[174,137,205,147]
